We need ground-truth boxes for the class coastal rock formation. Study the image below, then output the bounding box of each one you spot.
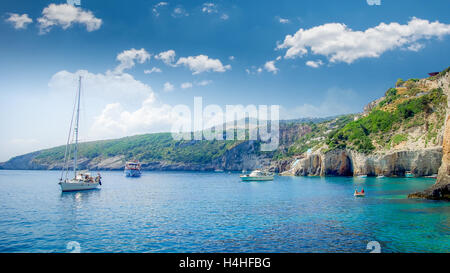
[283,148,443,178]
[410,71,450,200]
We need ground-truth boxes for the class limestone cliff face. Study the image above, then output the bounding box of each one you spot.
[282,148,443,178]
[410,71,450,200]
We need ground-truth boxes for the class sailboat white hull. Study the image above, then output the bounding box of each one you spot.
[59,181,100,192]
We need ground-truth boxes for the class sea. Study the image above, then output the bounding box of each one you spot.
[0,170,448,253]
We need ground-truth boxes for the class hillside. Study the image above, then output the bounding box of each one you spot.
[0,117,349,171]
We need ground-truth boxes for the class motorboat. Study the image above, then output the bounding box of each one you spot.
[240,170,274,181]
[125,160,142,177]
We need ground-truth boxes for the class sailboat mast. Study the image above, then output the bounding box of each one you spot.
[73,76,82,179]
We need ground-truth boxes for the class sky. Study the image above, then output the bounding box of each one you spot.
[0,0,449,161]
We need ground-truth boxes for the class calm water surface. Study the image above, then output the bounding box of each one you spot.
[0,170,448,253]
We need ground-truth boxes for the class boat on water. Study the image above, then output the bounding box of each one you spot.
[425,174,438,179]
[405,171,414,178]
[240,170,274,181]
[59,76,102,192]
[125,160,142,177]
[357,175,368,178]
[376,175,385,179]
[354,189,365,197]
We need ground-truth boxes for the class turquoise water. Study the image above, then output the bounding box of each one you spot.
[0,170,448,253]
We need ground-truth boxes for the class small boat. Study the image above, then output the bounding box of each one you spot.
[376,175,385,179]
[357,175,368,178]
[59,76,102,192]
[425,174,438,179]
[214,169,225,173]
[240,170,274,181]
[405,171,414,178]
[354,189,365,197]
[125,160,142,177]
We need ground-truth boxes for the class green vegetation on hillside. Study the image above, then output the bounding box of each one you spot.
[34,133,240,165]
[327,88,446,153]
[272,115,354,159]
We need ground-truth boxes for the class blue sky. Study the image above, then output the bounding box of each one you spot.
[0,0,449,161]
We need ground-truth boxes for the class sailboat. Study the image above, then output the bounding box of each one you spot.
[58,76,102,192]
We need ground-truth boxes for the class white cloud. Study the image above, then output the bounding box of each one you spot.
[196,80,212,86]
[277,17,450,64]
[155,49,176,66]
[406,43,425,52]
[278,17,289,24]
[144,67,162,74]
[5,13,33,29]
[202,3,218,14]
[163,82,175,92]
[49,69,154,106]
[91,97,181,139]
[306,60,324,68]
[181,82,193,89]
[264,60,279,74]
[172,7,189,18]
[220,14,229,20]
[114,48,151,74]
[229,56,235,61]
[153,2,168,17]
[176,55,231,74]
[37,3,102,34]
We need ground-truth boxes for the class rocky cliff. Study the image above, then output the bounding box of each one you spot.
[281,147,443,177]
[409,69,450,200]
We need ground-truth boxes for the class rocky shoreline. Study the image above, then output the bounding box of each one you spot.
[277,148,443,178]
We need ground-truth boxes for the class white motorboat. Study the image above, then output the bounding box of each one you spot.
[240,170,274,181]
[58,76,102,192]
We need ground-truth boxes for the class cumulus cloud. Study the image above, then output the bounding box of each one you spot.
[37,3,102,34]
[202,3,218,14]
[144,67,162,74]
[153,2,168,17]
[181,82,193,89]
[264,60,279,74]
[49,69,154,104]
[5,13,32,29]
[176,55,231,74]
[306,60,324,68]
[220,14,229,20]
[163,82,175,92]
[91,97,182,139]
[277,17,450,64]
[172,7,189,18]
[114,48,151,74]
[155,49,176,66]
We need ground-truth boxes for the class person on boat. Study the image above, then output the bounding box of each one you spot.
[361,188,365,194]
[354,189,358,195]
[95,173,102,185]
